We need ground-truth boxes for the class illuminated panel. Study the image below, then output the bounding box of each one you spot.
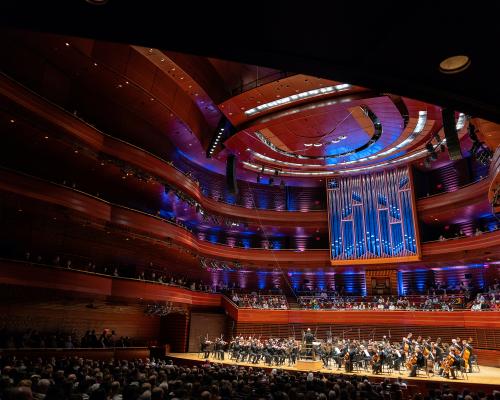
[327,166,421,265]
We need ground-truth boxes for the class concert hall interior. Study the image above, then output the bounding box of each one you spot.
[0,3,500,399]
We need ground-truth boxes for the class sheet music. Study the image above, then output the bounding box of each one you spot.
[335,347,340,354]
[395,350,401,357]
[364,349,370,357]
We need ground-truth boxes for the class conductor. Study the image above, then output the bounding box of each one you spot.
[303,328,315,359]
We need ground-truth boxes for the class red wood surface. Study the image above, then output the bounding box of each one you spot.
[0,347,149,361]
[226,303,500,329]
[0,260,221,306]
[2,167,499,266]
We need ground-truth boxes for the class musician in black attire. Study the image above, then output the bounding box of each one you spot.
[344,345,356,372]
[303,328,315,359]
[462,339,473,373]
[201,337,211,359]
[409,346,425,377]
[372,345,384,374]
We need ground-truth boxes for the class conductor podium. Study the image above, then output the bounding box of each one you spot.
[296,359,324,371]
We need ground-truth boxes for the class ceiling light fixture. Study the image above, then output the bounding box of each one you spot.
[439,55,471,74]
[244,83,352,116]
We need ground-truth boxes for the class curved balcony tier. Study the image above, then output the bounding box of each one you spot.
[1,168,499,267]
[0,73,327,228]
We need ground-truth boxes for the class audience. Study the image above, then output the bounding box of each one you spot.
[231,293,289,310]
[0,328,133,349]
[0,357,498,400]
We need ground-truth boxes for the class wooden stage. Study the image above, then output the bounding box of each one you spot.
[168,353,500,389]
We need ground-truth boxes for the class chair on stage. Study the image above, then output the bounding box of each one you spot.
[470,355,480,373]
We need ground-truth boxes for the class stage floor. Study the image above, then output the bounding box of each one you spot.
[168,353,500,387]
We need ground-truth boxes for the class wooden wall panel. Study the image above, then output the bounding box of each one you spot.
[232,321,500,352]
[160,313,189,352]
[0,260,222,306]
[0,298,160,344]
[187,312,227,352]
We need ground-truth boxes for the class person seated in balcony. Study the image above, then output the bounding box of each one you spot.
[439,235,446,241]
[475,227,483,236]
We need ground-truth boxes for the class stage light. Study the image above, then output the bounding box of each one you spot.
[256,174,261,183]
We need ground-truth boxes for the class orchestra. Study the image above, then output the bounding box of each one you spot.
[197,330,474,379]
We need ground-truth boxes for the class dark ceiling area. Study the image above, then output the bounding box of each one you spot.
[1,2,499,123]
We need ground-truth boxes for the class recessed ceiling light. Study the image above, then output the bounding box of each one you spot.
[44,135,49,139]
[439,55,471,74]
[65,42,70,47]
[9,119,15,123]
[93,62,98,67]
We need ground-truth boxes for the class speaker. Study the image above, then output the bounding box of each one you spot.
[226,154,238,195]
[441,108,463,160]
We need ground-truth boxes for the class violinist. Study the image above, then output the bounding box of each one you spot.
[201,336,211,359]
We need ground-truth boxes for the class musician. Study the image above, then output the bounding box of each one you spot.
[214,337,226,360]
[201,337,211,359]
[360,345,372,370]
[408,346,425,377]
[461,339,473,373]
[392,344,403,371]
[439,346,460,379]
[303,328,315,359]
[372,345,384,374]
[344,344,356,372]
[402,333,412,361]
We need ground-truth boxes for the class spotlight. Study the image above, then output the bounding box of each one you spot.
[440,144,446,153]
[280,179,285,189]
[261,165,265,173]
[425,142,434,153]
[430,152,438,161]
[274,169,279,176]
[269,177,274,185]
[256,174,261,183]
